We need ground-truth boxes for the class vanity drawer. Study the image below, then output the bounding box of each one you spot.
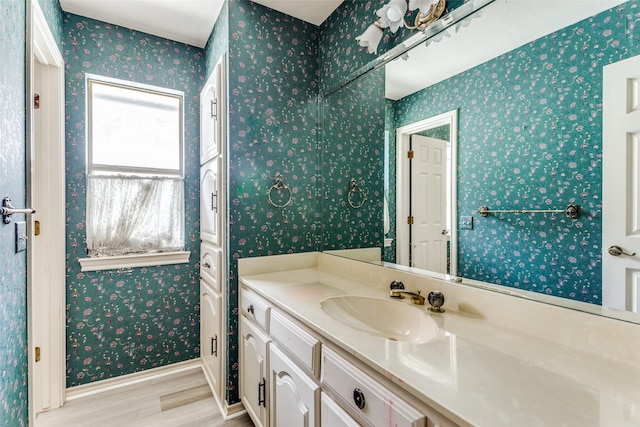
[322,346,426,427]
[270,308,321,378]
[241,287,271,332]
[200,242,221,292]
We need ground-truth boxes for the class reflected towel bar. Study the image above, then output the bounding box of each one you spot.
[478,204,578,219]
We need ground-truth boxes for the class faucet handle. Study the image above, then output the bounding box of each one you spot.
[427,291,445,313]
[389,280,404,290]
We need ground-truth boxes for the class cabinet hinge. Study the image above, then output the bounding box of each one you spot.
[35,346,41,362]
[407,216,414,225]
[407,150,414,159]
[34,220,41,236]
[34,93,40,109]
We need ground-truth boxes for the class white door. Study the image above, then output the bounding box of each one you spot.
[603,54,640,312]
[269,345,320,427]
[201,282,222,396]
[240,316,270,427]
[30,1,66,416]
[410,134,448,273]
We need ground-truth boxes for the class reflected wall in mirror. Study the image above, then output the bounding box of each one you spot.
[321,0,640,318]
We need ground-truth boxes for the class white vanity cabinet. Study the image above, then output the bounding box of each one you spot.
[200,280,222,397]
[238,283,441,427]
[321,392,360,427]
[240,287,272,427]
[240,316,269,427]
[322,346,427,427]
[269,344,321,427]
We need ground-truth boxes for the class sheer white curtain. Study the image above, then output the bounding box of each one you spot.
[87,175,184,256]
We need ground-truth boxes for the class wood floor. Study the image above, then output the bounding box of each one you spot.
[36,367,255,427]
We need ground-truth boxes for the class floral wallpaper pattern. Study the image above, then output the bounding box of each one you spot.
[0,1,28,424]
[318,0,469,93]
[225,0,319,403]
[393,1,640,303]
[63,13,205,386]
[321,67,386,250]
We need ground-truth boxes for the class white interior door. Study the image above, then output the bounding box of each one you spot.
[410,134,448,273]
[603,54,640,312]
[30,1,66,418]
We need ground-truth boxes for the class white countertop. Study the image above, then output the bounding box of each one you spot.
[240,265,640,427]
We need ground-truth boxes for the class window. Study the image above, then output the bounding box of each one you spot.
[85,76,185,259]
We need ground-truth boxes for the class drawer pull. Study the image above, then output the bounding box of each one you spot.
[258,378,266,407]
[211,335,218,356]
[203,262,211,269]
[353,388,366,410]
[247,304,254,314]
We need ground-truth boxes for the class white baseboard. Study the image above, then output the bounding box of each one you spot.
[66,359,202,401]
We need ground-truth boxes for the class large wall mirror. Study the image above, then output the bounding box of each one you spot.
[320,0,640,324]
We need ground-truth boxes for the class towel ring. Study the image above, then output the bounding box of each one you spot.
[348,178,366,209]
[267,173,292,208]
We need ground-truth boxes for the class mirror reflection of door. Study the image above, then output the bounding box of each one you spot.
[395,109,457,276]
[410,134,449,273]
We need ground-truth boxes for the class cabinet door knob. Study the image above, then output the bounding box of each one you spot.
[247,304,254,314]
[353,387,366,409]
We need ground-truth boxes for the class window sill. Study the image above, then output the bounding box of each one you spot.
[78,251,190,272]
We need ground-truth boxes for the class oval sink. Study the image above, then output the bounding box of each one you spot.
[320,295,438,343]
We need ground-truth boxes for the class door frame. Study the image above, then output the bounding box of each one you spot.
[395,109,458,275]
[27,0,66,422]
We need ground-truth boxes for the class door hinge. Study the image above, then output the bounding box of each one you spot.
[34,93,40,109]
[407,216,414,225]
[211,98,218,119]
[407,150,414,159]
[35,346,41,362]
[34,220,41,236]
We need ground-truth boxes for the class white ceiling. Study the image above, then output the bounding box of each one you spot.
[58,0,627,97]
[58,0,344,48]
[385,0,628,100]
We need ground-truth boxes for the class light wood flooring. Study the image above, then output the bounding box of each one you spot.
[36,367,254,427]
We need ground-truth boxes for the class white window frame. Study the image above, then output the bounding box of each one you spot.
[79,75,189,271]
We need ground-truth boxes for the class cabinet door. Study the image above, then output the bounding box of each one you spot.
[200,56,224,164]
[200,158,221,245]
[321,392,360,427]
[200,242,221,293]
[241,316,270,427]
[269,345,320,427]
[201,282,222,397]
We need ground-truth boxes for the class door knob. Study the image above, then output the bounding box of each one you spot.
[608,245,636,257]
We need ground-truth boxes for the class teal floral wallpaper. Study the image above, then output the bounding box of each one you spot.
[63,14,205,386]
[37,0,63,46]
[393,1,640,303]
[0,1,28,424]
[225,0,320,403]
[321,67,386,250]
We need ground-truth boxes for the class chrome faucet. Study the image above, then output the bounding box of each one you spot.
[389,281,425,305]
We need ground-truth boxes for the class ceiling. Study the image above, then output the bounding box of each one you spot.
[385,0,627,100]
[58,0,344,48]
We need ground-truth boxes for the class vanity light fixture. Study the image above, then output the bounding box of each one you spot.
[356,0,447,54]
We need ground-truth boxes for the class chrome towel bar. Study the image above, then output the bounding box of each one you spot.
[478,204,578,219]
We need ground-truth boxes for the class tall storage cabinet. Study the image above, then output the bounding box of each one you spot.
[200,54,226,411]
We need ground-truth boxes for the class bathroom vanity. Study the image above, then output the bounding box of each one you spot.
[239,252,640,427]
